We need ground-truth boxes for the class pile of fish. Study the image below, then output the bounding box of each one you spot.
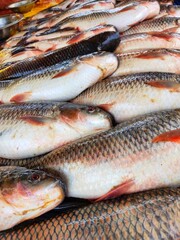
[0,0,179,238]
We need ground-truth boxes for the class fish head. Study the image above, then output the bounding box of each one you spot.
[0,167,65,217]
[59,103,112,133]
[82,52,118,78]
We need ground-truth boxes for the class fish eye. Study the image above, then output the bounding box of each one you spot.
[87,106,96,113]
[28,173,41,183]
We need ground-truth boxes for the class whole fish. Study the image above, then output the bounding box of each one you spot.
[0,31,120,81]
[0,101,112,159]
[1,52,118,104]
[113,49,180,76]
[44,1,160,33]
[37,1,115,30]
[73,72,180,122]
[0,166,65,231]
[1,25,117,65]
[115,32,180,53]
[0,188,179,239]
[123,17,180,35]
[2,109,180,200]
[28,25,117,51]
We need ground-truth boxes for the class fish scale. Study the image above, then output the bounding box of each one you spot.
[0,109,179,200]
[0,188,179,239]
[123,17,180,35]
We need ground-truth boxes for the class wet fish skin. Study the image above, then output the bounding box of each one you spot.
[73,72,180,122]
[0,166,65,231]
[0,188,179,239]
[1,52,118,104]
[0,25,117,64]
[0,101,112,159]
[45,1,160,34]
[115,32,180,53]
[37,1,115,30]
[0,31,120,81]
[113,49,180,76]
[2,109,179,200]
[123,16,180,35]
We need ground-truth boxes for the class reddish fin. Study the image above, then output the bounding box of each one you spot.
[136,52,165,60]
[10,92,32,103]
[20,116,49,126]
[94,179,134,202]
[52,68,72,79]
[67,33,85,45]
[92,27,107,35]
[99,102,115,111]
[118,5,136,13]
[147,81,180,92]
[152,129,180,144]
[151,32,173,41]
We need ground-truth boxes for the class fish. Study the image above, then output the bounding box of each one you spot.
[36,1,115,30]
[123,17,180,35]
[44,1,160,33]
[115,32,180,53]
[1,109,180,200]
[73,72,180,122]
[1,25,117,64]
[1,52,118,104]
[0,101,112,159]
[160,5,180,18]
[0,30,120,81]
[0,188,179,239]
[112,49,180,76]
[0,166,65,231]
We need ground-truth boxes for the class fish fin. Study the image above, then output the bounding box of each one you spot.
[67,33,85,45]
[99,102,115,111]
[147,81,180,92]
[52,68,73,79]
[151,32,172,41]
[10,92,32,103]
[136,52,164,60]
[94,179,134,202]
[152,129,180,144]
[118,5,137,13]
[20,116,51,126]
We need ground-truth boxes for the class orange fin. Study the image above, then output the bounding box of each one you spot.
[152,129,180,144]
[20,116,50,126]
[99,102,115,111]
[136,52,164,60]
[151,32,173,41]
[10,92,32,103]
[147,81,180,92]
[52,68,72,79]
[67,33,85,45]
[94,179,134,202]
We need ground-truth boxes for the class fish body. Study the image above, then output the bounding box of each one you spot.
[0,188,179,239]
[113,49,180,76]
[73,72,180,122]
[0,31,120,81]
[47,1,160,33]
[1,25,117,65]
[37,1,115,30]
[123,17,180,35]
[115,32,180,53]
[1,52,118,104]
[0,101,112,159]
[2,109,180,200]
[0,166,65,231]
